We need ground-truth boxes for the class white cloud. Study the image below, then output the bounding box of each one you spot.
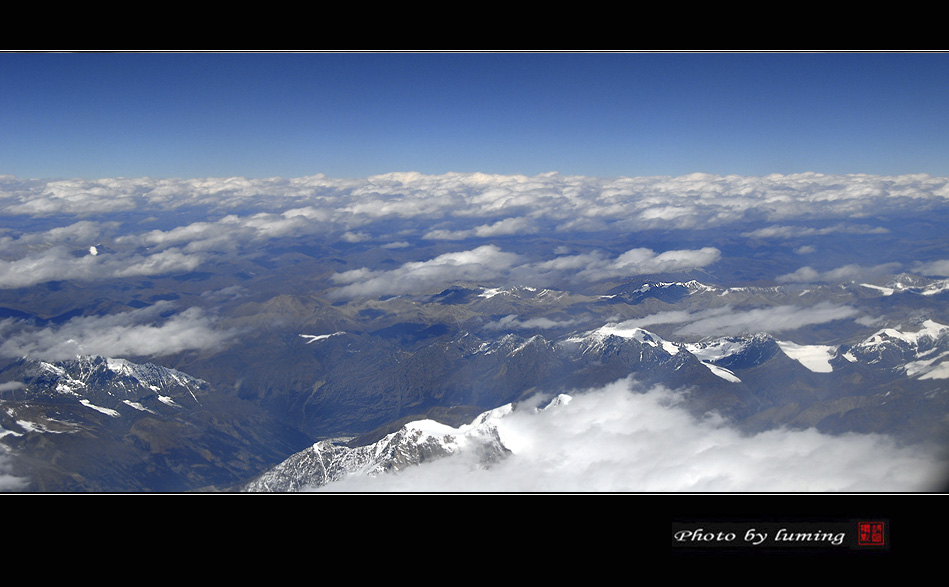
[674,303,861,338]
[547,247,722,282]
[484,315,578,331]
[777,263,902,284]
[912,259,949,277]
[0,172,943,288]
[743,223,890,239]
[0,247,204,289]
[4,172,946,240]
[340,231,371,243]
[331,244,721,298]
[0,302,235,361]
[776,266,821,283]
[611,303,861,338]
[111,249,204,277]
[0,453,29,492]
[317,378,947,492]
[423,217,538,240]
[331,245,523,298]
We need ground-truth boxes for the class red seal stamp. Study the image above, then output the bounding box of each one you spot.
[857,521,885,546]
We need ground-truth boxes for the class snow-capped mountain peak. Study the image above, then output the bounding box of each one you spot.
[860,319,949,348]
[5,355,208,414]
[565,322,681,356]
[243,399,521,492]
[846,319,949,379]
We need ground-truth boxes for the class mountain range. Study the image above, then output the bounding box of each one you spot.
[4,274,945,491]
[2,167,949,494]
[238,303,949,492]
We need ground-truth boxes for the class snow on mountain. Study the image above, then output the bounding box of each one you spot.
[904,351,949,380]
[684,337,752,363]
[471,313,949,385]
[602,280,721,305]
[632,280,719,295]
[702,363,742,382]
[847,319,949,379]
[300,332,346,344]
[1,353,317,492]
[6,355,208,413]
[244,402,520,491]
[858,275,949,297]
[859,283,895,296]
[860,319,949,348]
[238,312,949,493]
[683,335,776,380]
[563,322,681,356]
[478,285,565,300]
[775,341,837,373]
[920,279,949,296]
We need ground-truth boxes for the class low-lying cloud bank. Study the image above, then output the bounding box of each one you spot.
[0,246,203,289]
[3,172,946,226]
[0,454,29,492]
[913,259,949,277]
[0,302,235,361]
[607,302,861,338]
[0,172,946,291]
[317,378,948,492]
[330,244,722,298]
[777,263,904,284]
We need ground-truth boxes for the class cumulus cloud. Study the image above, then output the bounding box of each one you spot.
[8,220,123,249]
[331,245,523,298]
[535,247,722,283]
[121,210,335,254]
[0,247,203,289]
[330,244,721,298]
[484,314,578,331]
[674,303,861,338]
[612,302,861,338]
[776,266,821,283]
[776,263,902,284]
[2,179,142,216]
[912,259,949,277]
[316,378,947,492]
[0,453,29,492]
[423,217,538,240]
[0,302,235,360]
[743,223,890,239]
[4,172,946,242]
[340,231,371,243]
[0,172,944,289]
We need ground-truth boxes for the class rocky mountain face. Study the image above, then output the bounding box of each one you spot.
[244,404,515,492]
[3,277,948,492]
[243,313,949,492]
[0,356,313,492]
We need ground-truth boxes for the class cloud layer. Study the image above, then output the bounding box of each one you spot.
[777,263,903,284]
[0,302,235,361]
[330,244,722,298]
[0,453,28,492]
[317,378,948,492]
[609,302,861,338]
[3,171,947,234]
[1,172,946,292]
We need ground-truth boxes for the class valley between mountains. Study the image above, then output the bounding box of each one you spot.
[2,172,948,492]
[3,276,947,492]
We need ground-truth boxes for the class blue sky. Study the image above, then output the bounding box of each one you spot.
[2,51,947,180]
